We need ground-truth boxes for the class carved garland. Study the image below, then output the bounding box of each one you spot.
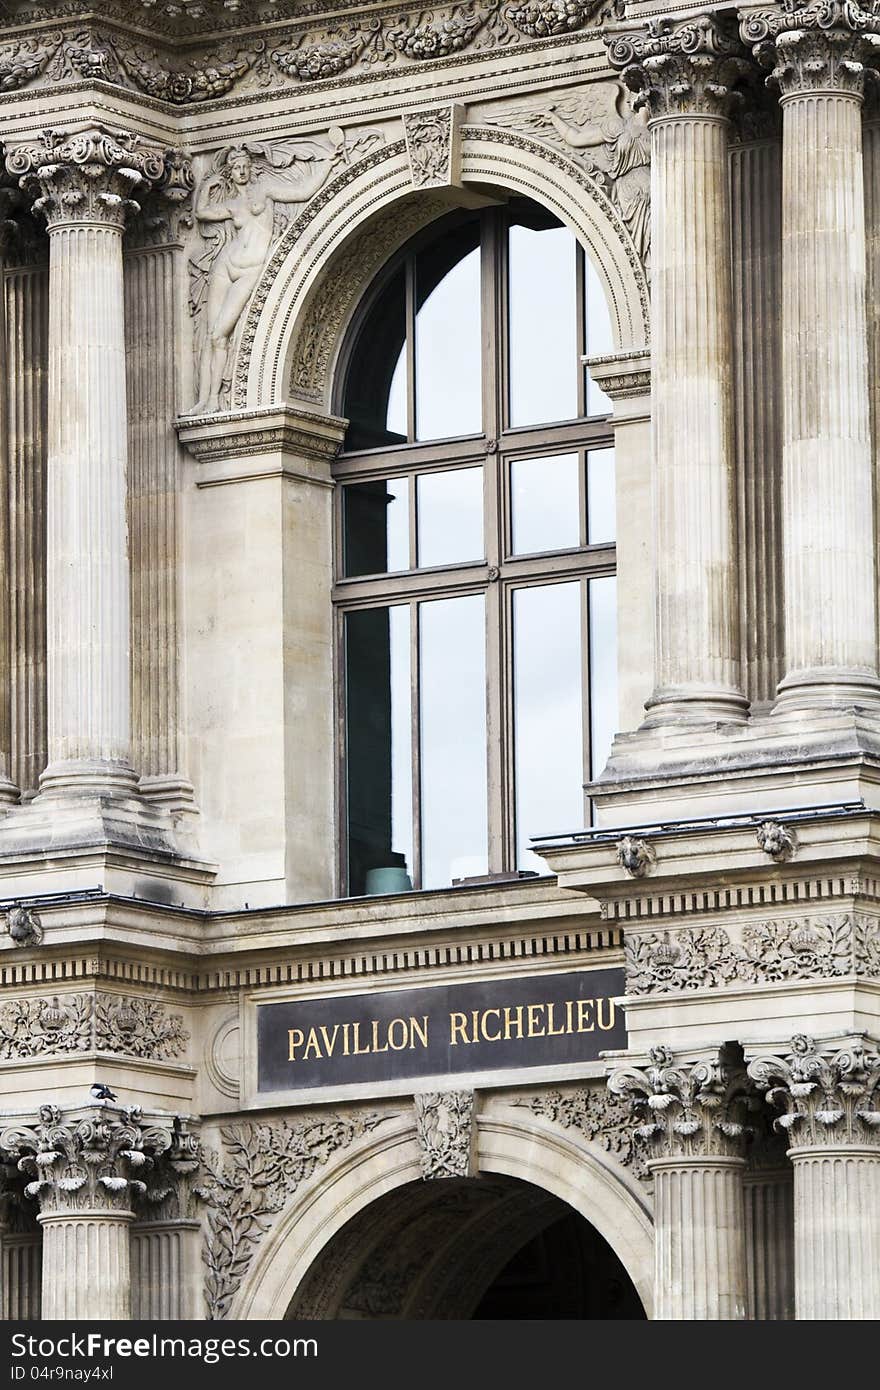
[0,993,189,1061]
[0,2,615,106]
[624,914,880,995]
[197,1112,388,1319]
[515,1083,650,1179]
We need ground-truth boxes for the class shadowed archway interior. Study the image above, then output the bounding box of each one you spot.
[285,1174,646,1320]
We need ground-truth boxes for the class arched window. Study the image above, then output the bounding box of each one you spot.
[335,199,617,896]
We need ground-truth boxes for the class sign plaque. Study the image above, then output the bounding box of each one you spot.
[257,967,625,1094]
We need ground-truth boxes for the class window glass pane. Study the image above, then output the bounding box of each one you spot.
[508,214,578,427]
[587,449,616,545]
[511,453,580,556]
[343,477,410,577]
[514,583,584,871]
[589,576,618,782]
[420,594,487,887]
[417,467,484,568]
[584,256,613,417]
[416,223,482,441]
[345,606,413,896]
[342,265,408,450]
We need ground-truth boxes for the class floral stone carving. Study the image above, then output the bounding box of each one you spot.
[516,1084,650,1179]
[413,1091,475,1178]
[748,1034,880,1150]
[608,1044,754,1160]
[0,992,189,1061]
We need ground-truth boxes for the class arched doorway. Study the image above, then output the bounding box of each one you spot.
[285,1174,646,1320]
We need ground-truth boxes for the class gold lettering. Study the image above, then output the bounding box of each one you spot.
[352,1021,371,1055]
[388,1018,408,1050]
[480,1008,502,1042]
[371,1019,389,1054]
[318,1025,340,1057]
[576,999,595,1032]
[302,1027,322,1060]
[450,1012,469,1045]
[410,1015,429,1049]
[288,1028,304,1062]
[342,1022,350,1056]
[597,998,616,1031]
[526,1003,546,1037]
[545,1002,566,1036]
[566,999,574,1033]
[504,1005,523,1039]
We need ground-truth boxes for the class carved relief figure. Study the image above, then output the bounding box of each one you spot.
[486,84,651,263]
[187,129,380,415]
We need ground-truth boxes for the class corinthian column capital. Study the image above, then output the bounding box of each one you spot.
[748,1034,880,1149]
[606,14,753,118]
[608,1044,754,1160]
[0,1102,178,1216]
[739,1,880,97]
[5,127,166,230]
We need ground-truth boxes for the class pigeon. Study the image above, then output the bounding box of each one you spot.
[90,1083,118,1102]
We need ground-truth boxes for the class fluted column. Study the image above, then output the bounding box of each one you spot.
[607,19,750,725]
[5,130,166,797]
[609,1045,751,1319]
[0,1102,180,1322]
[740,7,880,710]
[743,1164,794,1319]
[0,192,21,804]
[749,1035,880,1319]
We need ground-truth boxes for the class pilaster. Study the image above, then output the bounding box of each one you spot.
[609,1044,752,1319]
[748,1033,880,1319]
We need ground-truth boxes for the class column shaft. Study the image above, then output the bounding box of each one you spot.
[42,220,136,792]
[743,1168,794,1319]
[39,1210,133,1320]
[649,114,745,723]
[791,1147,880,1319]
[651,1156,748,1319]
[776,93,879,705]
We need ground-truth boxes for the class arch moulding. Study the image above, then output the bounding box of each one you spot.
[228,1103,655,1321]
[233,127,651,417]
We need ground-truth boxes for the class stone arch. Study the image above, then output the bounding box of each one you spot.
[233,127,650,415]
[228,1103,654,1320]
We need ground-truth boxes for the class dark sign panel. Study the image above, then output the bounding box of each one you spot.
[257,967,626,1093]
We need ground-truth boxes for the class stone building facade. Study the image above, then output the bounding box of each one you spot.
[0,0,875,1323]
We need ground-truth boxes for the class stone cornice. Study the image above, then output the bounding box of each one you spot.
[582,348,651,399]
[176,405,347,468]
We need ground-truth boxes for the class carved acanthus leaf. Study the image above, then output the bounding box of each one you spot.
[198,1112,387,1319]
[0,1103,175,1214]
[606,14,752,118]
[748,1034,880,1149]
[740,1,880,97]
[608,1045,754,1160]
[7,127,166,228]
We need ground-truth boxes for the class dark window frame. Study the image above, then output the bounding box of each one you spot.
[333,202,617,896]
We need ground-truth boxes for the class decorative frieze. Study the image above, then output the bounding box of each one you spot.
[0,992,189,1061]
[624,913,877,995]
[608,1045,753,1160]
[413,1091,475,1178]
[199,1111,387,1319]
[748,1034,880,1149]
[606,14,751,119]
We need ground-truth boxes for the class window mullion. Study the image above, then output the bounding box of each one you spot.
[410,598,422,890]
